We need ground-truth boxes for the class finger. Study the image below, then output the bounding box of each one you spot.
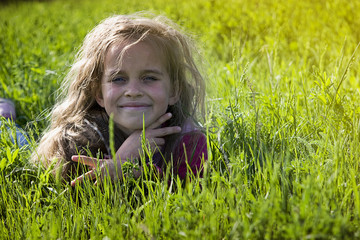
[147,112,173,129]
[142,137,167,154]
[150,137,165,146]
[147,126,181,138]
[71,169,97,187]
[94,180,99,186]
[71,155,99,168]
[142,138,164,151]
[149,139,164,153]
[94,177,102,186]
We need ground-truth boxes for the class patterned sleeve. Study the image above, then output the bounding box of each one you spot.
[173,131,208,180]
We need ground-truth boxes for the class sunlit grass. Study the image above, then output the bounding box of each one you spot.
[1,0,360,239]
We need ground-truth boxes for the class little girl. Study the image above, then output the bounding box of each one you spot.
[31,13,207,185]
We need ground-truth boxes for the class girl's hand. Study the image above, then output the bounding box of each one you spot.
[117,112,181,160]
[70,112,181,186]
[70,155,126,186]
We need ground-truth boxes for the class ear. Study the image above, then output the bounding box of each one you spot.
[95,90,105,108]
[168,88,180,106]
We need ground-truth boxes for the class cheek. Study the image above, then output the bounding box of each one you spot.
[103,85,119,100]
[153,87,171,104]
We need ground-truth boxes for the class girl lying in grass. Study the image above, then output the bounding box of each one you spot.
[31,13,207,185]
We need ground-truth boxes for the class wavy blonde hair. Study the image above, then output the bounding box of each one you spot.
[31,13,205,178]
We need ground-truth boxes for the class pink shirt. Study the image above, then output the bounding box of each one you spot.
[173,131,207,179]
[150,120,207,180]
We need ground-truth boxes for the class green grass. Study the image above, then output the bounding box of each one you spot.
[1,0,360,239]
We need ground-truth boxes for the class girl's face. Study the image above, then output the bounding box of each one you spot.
[96,40,179,136]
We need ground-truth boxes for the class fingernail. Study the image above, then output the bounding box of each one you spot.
[176,127,181,131]
[71,180,75,187]
[167,112,172,117]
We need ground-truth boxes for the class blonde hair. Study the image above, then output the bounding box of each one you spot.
[31,13,205,179]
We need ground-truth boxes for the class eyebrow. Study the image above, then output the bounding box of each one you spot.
[107,69,165,78]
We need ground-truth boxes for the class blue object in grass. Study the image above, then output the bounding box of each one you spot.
[0,119,29,147]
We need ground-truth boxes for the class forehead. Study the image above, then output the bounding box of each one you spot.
[104,38,167,69]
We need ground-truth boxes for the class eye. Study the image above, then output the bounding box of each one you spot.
[112,76,127,83]
[143,76,158,82]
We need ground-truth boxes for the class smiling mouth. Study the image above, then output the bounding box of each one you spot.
[119,103,151,110]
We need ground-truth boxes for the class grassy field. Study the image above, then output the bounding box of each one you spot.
[1,0,360,239]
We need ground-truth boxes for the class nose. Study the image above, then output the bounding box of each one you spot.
[124,80,143,98]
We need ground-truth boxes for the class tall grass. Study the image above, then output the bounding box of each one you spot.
[1,0,360,239]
